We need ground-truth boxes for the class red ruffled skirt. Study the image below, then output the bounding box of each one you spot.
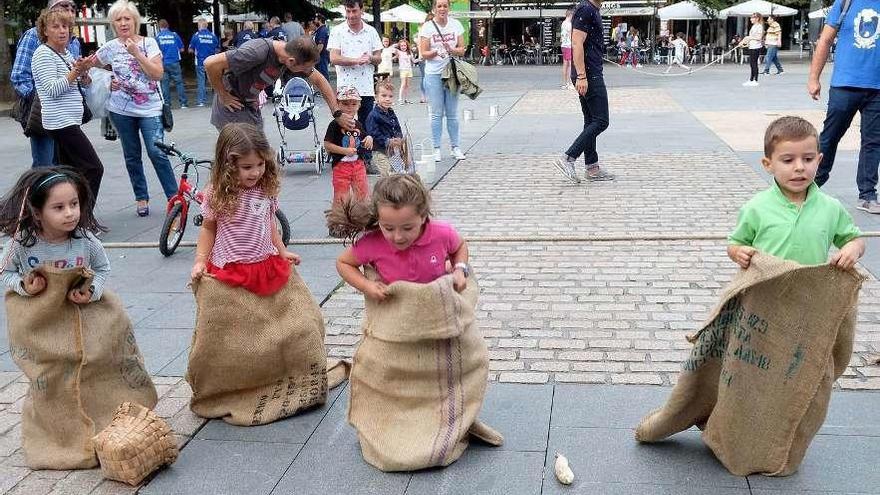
[207,255,291,296]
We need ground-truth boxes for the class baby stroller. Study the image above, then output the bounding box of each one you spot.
[271,76,327,175]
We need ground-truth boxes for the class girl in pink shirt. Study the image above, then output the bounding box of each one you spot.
[333,174,469,301]
[191,123,300,296]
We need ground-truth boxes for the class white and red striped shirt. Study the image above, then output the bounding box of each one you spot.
[202,185,279,268]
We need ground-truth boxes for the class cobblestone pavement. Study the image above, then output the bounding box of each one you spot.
[510,88,683,115]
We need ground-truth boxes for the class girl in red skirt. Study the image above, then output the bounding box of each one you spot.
[190,123,299,296]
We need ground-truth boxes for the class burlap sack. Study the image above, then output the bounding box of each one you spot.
[6,266,158,470]
[635,254,862,476]
[348,271,501,472]
[187,268,347,426]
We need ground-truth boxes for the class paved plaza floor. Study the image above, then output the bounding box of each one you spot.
[1,57,879,494]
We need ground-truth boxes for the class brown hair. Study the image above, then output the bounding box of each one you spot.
[764,116,818,157]
[284,36,319,64]
[326,174,432,240]
[209,123,281,217]
[751,12,763,21]
[158,19,169,29]
[37,9,73,43]
[375,79,395,94]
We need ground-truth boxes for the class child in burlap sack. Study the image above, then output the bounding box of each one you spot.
[0,167,157,469]
[190,123,300,294]
[330,174,502,471]
[728,116,864,269]
[1,167,108,301]
[332,173,469,297]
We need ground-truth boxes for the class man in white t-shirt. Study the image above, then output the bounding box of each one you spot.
[328,0,382,171]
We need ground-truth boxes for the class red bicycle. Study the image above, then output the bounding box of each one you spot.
[154,141,291,257]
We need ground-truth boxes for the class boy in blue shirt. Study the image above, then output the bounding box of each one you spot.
[728,116,864,270]
[155,19,188,108]
[189,19,220,106]
[366,80,404,176]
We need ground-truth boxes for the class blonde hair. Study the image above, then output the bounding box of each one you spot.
[375,79,395,95]
[209,123,281,217]
[107,0,142,36]
[764,116,818,157]
[37,9,73,43]
[326,174,432,240]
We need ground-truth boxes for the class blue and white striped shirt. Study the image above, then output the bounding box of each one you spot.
[32,44,85,130]
[10,27,80,98]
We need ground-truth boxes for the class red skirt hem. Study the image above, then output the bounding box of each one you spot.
[206,255,291,296]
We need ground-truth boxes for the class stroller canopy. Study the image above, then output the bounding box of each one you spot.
[280,77,314,131]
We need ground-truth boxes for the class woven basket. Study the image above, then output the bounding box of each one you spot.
[93,402,179,486]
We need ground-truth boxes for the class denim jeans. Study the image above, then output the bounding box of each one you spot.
[30,134,55,167]
[195,64,207,105]
[763,45,783,74]
[108,112,179,202]
[161,61,188,107]
[816,87,880,201]
[424,73,460,149]
[565,75,609,166]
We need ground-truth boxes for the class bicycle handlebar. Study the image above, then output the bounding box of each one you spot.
[154,141,176,155]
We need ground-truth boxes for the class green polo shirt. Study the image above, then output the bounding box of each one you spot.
[729,181,861,265]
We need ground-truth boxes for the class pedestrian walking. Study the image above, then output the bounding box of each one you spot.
[10,0,81,168]
[810,0,880,213]
[189,18,220,106]
[551,0,614,183]
[155,19,188,108]
[396,39,413,103]
[762,14,784,75]
[665,32,691,73]
[560,7,573,89]
[740,13,764,87]
[418,0,467,162]
[281,12,305,41]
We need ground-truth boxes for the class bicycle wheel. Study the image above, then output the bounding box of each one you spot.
[159,202,187,257]
[275,209,291,246]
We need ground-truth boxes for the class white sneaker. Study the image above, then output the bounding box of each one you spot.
[742,81,759,87]
[451,147,467,160]
[433,148,442,162]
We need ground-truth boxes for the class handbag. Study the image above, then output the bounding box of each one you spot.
[47,44,92,125]
[430,20,479,97]
[23,93,47,137]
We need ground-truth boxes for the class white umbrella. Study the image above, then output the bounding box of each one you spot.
[329,5,374,23]
[720,0,798,17]
[381,4,427,24]
[808,7,831,19]
[657,1,722,20]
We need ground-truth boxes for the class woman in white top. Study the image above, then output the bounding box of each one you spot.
[418,0,467,162]
[31,9,104,199]
[83,0,177,217]
[560,7,573,89]
[740,12,765,86]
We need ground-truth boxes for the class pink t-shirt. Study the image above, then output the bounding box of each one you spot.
[202,185,279,268]
[352,219,462,284]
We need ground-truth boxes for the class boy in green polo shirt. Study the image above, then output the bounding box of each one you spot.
[728,116,864,269]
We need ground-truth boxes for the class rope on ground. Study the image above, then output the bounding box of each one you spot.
[94,231,880,249]
[601,46,741,78]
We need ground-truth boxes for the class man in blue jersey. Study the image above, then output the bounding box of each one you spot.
[811,0,880,214]
[189,19,220,106]
[156,19,188,108]
[552,0,614,184]
[10,0,81,167]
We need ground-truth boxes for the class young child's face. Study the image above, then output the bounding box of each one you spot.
[36,182,80,239]
[236,151,266,188]
[339,98,361,116]
[376,88,394,110]
[398,40,408,51]
[762,137,823,201]
[377,204,426,251]
[383,37,390,47]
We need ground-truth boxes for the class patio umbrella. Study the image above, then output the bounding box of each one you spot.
[720,0,798,17]
[381,4,427,24]
[329,5,374,23]
[657,1,722,20]
[808,7,831,19]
